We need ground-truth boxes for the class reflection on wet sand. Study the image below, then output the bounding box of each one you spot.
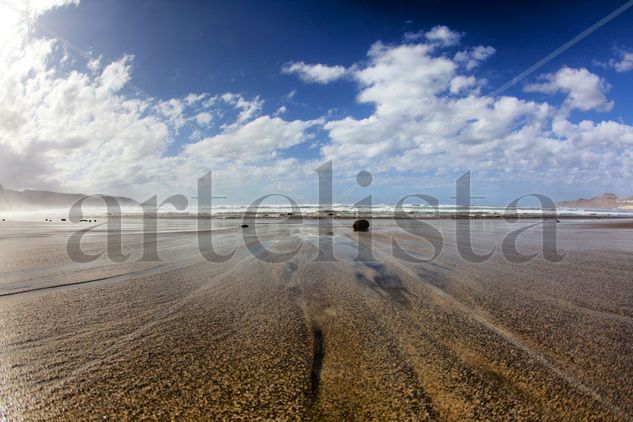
[0,219,632,420]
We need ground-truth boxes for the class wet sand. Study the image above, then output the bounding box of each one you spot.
[0,218,632,420]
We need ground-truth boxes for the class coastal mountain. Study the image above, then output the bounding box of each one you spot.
[0,184,137,211]
[557,193,633,209]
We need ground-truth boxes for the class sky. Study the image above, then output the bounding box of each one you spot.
[1,0,633,206]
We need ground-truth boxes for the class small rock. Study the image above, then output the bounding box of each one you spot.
[353,219,370,232]
[241,224,249,228]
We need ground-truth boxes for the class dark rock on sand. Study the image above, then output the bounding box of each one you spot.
[353,219,370,232]
[241,224,249,228]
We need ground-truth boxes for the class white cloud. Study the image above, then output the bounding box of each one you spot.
[0,2,319,200]
[6,0,79,18]
[99,54,134,92]
[87,54,102,72]
[449,75,478,94]
[609,49,633,72]
[220,93,263,124]
[405,25,462,47]
[184,116,321,162]
[423,25,462,47]
[184,92,207,106]
[524,67,613,112]
[454,45,495,70]
[352,42,456,117]
[194,112,212,126]
[282,61,347,84]
[2,2,633,202]
[319,36,632,194]
[156,97,185,129]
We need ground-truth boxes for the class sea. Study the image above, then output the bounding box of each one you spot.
[2,203,633,221]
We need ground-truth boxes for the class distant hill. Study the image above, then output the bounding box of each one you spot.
[557,193,630,209]
[0,184,137,211]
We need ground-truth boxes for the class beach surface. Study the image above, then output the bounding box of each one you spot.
[0,218,632,420]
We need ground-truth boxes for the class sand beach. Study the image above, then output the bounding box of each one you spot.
[0,218,631,420]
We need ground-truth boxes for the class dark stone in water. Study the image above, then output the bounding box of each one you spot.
[241,224,249,228]
[353,219,370,232]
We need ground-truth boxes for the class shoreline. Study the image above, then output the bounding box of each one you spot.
[70,213,633,220]
[3,213,633,221]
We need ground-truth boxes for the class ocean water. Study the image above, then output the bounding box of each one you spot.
[2,203,633,221]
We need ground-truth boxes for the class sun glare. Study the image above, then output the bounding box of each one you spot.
[0,7,20,39]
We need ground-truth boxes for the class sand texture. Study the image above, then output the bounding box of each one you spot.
[0,219,632,420]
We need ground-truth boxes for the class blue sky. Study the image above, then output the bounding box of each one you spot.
[1,0,633,205]
[41,0,633,121]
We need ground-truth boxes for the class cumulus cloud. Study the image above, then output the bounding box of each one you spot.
[184,116,321,162]
[421,25,462,47]
[3,6,632,202]
[322,40,544,171]
[0,2,319,199]
[318,33,632,194]
[220,93,263,124]
[184,92,208,106]
[524,67,613,112]
[281,61,347,84]
[156,97,186,129]
[449,75,479,94]
[194,112,212,126]
[608,49,633,72]
[86,54,102,72]
[454,45,496,70]
[353,41,456,117]
[9,0,79,17]
[97,54,134,92]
